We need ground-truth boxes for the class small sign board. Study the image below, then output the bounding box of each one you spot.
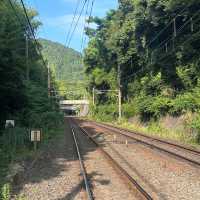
[5,120,15,128]
[30,130,41,142]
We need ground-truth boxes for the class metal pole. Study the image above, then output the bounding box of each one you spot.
[92,87,95,106]
[191,17,194,32]
[26,35,29,81]
[118,64,122,120]
[48,64,51,97]
[173,18,177,37]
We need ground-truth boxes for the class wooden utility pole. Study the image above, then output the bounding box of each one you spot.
[48,64,51,97]
[118,64,122,120]
[92,87,95,106]
[26,35,29,81]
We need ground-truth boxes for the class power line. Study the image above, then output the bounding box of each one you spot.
[80,0,90,52]
[33,0,48,38]
[6,0,47,85]
[67,0,88,48]
[151,10,200,56]
[146,5,190,48]
[65,0,82,47]
[82,0,95,51]
[6,0,26,30]
[19,0,46,67]
[121,10,200,84]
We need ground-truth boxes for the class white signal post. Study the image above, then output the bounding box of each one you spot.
[48,64,51,97]
[92,87,95,106]
[118,64,122,121]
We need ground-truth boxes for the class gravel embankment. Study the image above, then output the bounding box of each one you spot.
[79,120,200,200]
[72,122,137,200]
[13,118,85,200]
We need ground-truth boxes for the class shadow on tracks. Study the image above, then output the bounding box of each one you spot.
[57,172,110,200]
[76,118,168,200]
[12,117,110,199]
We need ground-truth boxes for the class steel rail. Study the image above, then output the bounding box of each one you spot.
[72,119,153,200]
[98,122,200,155]
[91,122,200,167]
[70,125,94,200]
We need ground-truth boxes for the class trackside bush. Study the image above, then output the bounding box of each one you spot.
[188,113,200,143]
[122,102,138,118]
[27,111,64,129]
[91,104,118,122]
[0,183,10,200]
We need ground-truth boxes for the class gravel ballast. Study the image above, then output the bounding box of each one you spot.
[13,119,85,200]
[79,119,200,200]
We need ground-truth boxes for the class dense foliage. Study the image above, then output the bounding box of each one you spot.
[0,0,63,193]
[84,0,200,124]
[0,0,55,129]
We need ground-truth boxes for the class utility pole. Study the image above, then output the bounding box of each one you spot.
[48,64,51,97]
[118,63,122,120]
[173,18,177,37]
[26,35,29,81]
[92,87,95,106]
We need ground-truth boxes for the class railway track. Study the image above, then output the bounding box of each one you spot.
[70,124,94,200]
[88,120,200,167]
[71,118,153,200]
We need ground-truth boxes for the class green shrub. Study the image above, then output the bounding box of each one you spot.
[91,104,118,122]
[137,95,172,120]
[0,184,10,200]
[27,111,64,129]
[188,113,200,143]
[171,92,199,114]
[122,102,138,118]
[40,112,64,129]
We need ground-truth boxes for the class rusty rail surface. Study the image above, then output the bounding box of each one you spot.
[90,121,200,167]
[72,118,153,200]
[70,124,94,200]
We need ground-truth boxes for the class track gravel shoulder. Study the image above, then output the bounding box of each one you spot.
[73,123,137,200]
[13,119,85,200]
[79,120,200,200]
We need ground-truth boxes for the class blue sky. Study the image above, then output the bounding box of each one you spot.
[27,0,118,52]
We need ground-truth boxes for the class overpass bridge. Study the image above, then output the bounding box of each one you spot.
[60,100,89,116]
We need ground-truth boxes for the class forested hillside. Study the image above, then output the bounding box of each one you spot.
[39,39,83,81]
[84,0,200,143]
[39,39,85,99]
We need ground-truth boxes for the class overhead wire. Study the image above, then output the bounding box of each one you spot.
[151,10,200,56]
[6,0,25,29]
[82,0,95,51]
[120,10,200,84]
[65,0,82,47]
[32,0,48,39]
[146,5,190,48]
[64,0,89,97]
[67,0,88,48]
[19,0,46,67]
[80,0,90,52]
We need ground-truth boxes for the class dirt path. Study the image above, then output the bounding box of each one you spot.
[13,119,85,200]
